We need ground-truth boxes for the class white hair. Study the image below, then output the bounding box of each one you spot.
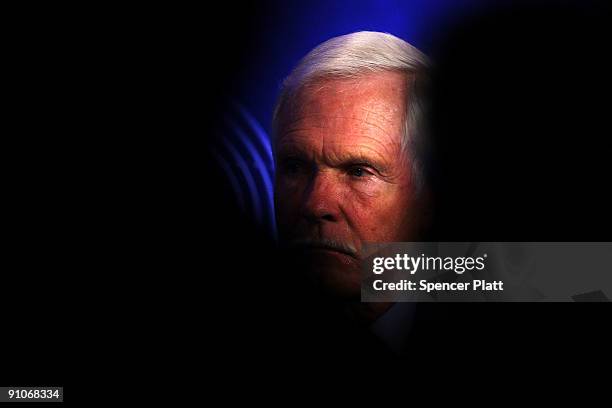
[272,31,431,193]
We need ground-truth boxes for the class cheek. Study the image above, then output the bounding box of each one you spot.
[275,176,307,218]
[344,182,413,240]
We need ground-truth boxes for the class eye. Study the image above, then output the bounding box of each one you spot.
[348,166,373,178]
[280,158,306,176]
[286,161,301,174]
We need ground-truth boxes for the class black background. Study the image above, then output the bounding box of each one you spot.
[3,1,610,401]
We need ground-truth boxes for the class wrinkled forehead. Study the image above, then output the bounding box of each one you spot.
[275,71,410,149]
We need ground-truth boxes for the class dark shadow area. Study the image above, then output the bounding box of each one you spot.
[412,1,611,364]
[7,1,610,395]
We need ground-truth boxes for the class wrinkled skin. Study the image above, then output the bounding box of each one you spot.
[274,71,423,299]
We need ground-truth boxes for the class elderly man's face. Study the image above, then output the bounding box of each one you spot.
[274,71,420,296]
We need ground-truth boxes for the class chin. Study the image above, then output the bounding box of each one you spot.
[303,251,361,299]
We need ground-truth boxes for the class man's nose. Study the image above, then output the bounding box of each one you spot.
[301,171,340,223]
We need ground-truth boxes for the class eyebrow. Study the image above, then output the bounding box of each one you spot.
[276,144,392,174]
[333,151,391,174]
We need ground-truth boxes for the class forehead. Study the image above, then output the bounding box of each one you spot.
[276,71,409,154]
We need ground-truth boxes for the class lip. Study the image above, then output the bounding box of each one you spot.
[299,244,357,259]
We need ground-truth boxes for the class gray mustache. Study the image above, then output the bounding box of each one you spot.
[288,237,358,257]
